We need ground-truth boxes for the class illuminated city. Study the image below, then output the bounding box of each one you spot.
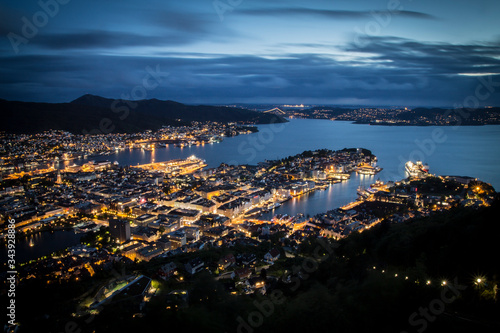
[1,0,500,332]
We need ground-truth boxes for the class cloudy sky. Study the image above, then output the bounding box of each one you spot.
[1,0,499,106]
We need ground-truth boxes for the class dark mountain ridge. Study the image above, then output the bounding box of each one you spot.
[0,94,287,134]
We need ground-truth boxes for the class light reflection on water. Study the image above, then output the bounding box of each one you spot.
[69,119,500,218]
[1,230,83,264]
[20,118,499,260]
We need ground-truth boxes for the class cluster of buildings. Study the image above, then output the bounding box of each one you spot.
[0,122,255,179]
[1,148,381,292]
[20,245,111,283]
[263,107,410,122]
[0,147,381,242]
[310,174,496,239]
[266,106,500,126]
[2,142,496,304]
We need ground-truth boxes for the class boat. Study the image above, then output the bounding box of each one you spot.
[329,173,351,180]
[405,161,430,178]
[209,136,223,144]
[356,164,383,175]
[370,179,385,189]
[267,202,281,210]
[29,238,34,247]
[357,186,378,198]
[357,187,369,198]
[244,208,262,217]
[357,168,377,175]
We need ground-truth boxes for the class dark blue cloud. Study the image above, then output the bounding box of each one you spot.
[345,36,500,75]
[1,37,499,107]
[32,30,188,50]
[0,0,498,106]
[239,7,436,20]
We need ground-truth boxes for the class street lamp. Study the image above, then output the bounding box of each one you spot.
[474,276,486,286]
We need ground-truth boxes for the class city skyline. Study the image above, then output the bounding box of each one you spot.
[2,2,500,332]
[1,0,499,106]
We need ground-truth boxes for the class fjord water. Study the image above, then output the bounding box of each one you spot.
[105,118,500,217]
[10,119,500,263]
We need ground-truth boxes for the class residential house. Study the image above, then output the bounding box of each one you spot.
[184,258,205,275]
[158,262,177,279]
[218,253,236,271]
[264,248,281,263]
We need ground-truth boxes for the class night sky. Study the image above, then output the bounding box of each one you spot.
[1,0,499,106]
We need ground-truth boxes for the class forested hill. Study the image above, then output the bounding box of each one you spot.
[0,94,287,134]
[18,198,499,333]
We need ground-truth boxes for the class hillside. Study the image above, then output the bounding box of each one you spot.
[297,106,500,125]
[14,199,500,333]
[0,95,287,134]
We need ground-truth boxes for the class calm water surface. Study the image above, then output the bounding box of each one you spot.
[10,119,500,262]
[101,119,500,216]
[3,230,82,264]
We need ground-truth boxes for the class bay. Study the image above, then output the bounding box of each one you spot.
[95,119,500,187]
[3,230,83,264]
[98,119,500,217]
[12,119,499,263]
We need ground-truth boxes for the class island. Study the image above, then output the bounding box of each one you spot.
[261,105,500,126]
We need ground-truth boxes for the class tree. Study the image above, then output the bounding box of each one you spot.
[260,268,267,281]
[162,184,171,195]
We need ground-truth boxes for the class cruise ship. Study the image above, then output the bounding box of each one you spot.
[405,160,430,178]
[356,165,383,175]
